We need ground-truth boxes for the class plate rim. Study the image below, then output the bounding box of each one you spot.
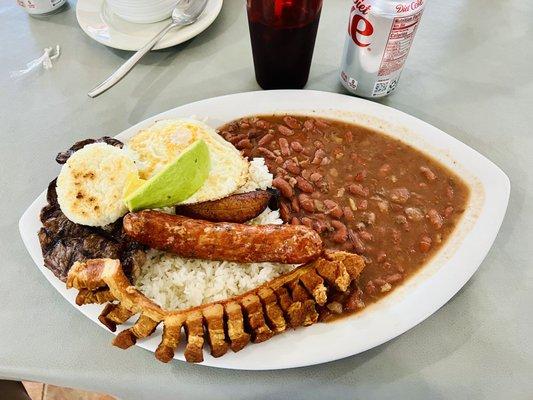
[75,0,224,51]
[19,90,510,370]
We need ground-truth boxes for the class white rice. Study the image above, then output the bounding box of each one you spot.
[237,158,273,193]
[134,157,293,311]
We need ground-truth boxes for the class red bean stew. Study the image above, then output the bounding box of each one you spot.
[218,115,469,320]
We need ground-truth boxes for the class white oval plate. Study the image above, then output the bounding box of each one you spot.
[19,90,509,370]
[76,0,223,51]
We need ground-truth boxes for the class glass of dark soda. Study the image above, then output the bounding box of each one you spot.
[246,0,323,90]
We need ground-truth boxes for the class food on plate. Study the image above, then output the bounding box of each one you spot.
[175,189,274,223]
[37,112,470,364]
[56,142,137,227]
[123,210,323,264]
[66,250,365,363]
[123,139,211,211]
[39,177,146,282]
[126,119,249,204]
[38,127,279,290]
[221,114,470,317]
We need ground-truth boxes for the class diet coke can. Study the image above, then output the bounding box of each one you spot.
[340,0,427,98]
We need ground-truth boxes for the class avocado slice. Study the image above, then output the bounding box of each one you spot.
[124,139,210,211]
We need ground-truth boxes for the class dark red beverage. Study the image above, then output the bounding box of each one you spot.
[247,0,323,89]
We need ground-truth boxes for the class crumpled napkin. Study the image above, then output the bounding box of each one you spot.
[10,45,61,78]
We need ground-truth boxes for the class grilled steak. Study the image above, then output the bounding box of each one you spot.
[55,136,123,164]
[38,138,146,282]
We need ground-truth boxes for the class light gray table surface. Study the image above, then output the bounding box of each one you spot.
[1,0,532,399]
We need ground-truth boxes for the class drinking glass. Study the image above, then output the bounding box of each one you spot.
[246,0,323,89]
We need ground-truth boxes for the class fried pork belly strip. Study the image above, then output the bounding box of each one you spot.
[175,190,273,223]
[66,250,364,363]
[123,210,323,264]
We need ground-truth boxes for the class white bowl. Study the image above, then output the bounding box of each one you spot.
[106,0,177,24]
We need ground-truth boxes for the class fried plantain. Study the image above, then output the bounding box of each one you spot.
[175,190,274,223]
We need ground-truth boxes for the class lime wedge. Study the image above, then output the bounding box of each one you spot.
[124,139,210,211]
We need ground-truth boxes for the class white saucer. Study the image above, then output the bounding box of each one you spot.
[76,0,223,51]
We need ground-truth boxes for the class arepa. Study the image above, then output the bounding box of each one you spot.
[56,143,137,226]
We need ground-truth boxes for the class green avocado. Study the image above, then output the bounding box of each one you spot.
[124,139,210,212]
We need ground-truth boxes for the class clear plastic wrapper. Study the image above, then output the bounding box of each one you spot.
[10,45,60,78]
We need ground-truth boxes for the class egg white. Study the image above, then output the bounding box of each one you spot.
[126,119,250,204]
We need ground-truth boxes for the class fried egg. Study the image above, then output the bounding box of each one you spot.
[125,119,249,204]
[56,143,137,226]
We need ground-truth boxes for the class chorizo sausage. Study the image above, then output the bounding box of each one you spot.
[123,211,323,264]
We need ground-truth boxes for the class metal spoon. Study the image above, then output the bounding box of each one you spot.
[88,0,208,98]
